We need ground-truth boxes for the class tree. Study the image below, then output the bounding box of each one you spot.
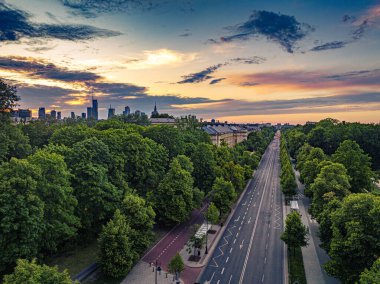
[168,253,185,281]
[324,194,380,283]
[143,125,185,159]
[281,211,308,256]
[0,79,19,112]
[186,224,205,257]
[27,150,79,253]
[191,143,217,192]
[98,210,137,277]
[212,177,237,216]
[150,158,194,225]
[221,161,245,192]
[120,193,155,255]
[309,163,351,217]
[3,259,73,284]
[205,202,219,225]
[332,140,373,193]
[360,257,380,284]
[0,159,44,272]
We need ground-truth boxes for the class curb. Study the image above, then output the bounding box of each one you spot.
[195,170,257,283]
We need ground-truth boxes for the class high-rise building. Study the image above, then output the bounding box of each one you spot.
[51,110,57,119]
[38,107,46,119]
[123,106,130,115]
[108,105,115,119]
[57,112,61,120]
[135,110,141,116]
[87,107,93,119]
[71,112,75,119]
[82,113,86,119]
[92,97,98,120]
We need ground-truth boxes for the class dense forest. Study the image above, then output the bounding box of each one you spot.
[0,82,275,281]
[283,118,380,283]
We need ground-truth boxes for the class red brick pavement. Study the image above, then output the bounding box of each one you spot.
[142,204,207,284]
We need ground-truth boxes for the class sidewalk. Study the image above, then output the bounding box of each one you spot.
[120,261,183,284]
[292,164,340,284]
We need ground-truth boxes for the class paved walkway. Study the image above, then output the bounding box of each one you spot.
[121,261,183,284]
[292,164,340,284]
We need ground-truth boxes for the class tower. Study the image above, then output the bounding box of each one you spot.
[87,107,93,119]
[108,105,115,119]
[151,102,159,117]
[92,96,98,120]
[38,107,46,119]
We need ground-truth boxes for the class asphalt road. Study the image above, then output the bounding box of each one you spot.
[199,134,284,284]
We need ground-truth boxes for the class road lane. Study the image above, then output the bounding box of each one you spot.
[199,134,283,284]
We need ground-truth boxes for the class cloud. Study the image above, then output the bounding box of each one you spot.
[0,56,102,82]
[209,78,226,85]
[310,41,348,51]
[210,10,313,53]
[233,68,380,90]
[179,32,192,37]
[178,56,265,84]
[177,64,225,84]
[178,93,380,117]
[229,56,266,64]
[0,2,121,43]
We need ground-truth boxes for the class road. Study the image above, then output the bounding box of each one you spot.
[199,134,284,284]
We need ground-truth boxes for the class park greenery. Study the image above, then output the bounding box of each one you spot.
[0,80,275,280]
[283,118,380,283]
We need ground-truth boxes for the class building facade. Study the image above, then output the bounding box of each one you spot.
[202,124,248,147]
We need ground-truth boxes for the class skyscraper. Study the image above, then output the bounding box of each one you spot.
[71,112,75,119]
[108,105,115,119]
[92,97,98,120]
[51,110,57,119]
[87,107,93,119]
[38,107,46,119]
[123,106,130,115]
[57,112,61,120]
[82,113,86,119]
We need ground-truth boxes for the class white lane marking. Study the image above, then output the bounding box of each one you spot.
[240,239,245,249]
[217,280,220,284]
[239,146,275,284]
[233,238,236,244]
[230,247,233,253]
[221,267,225,275]
[210,272,215,282]
[228,275,233,284]
[262,274,265,283]
[226,257,229,263]
[264,257,267,264]
[248,217,252,224]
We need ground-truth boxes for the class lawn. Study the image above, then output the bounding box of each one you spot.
[45,240,98,277]
[288,246,307,284]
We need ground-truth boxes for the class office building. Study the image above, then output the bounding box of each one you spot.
[71,112,75,119]
[38,107,46,119]
[108,105,115,119]
[51,110,57,119]
[82,113,86,119]
[87,107,93,119]
[92,97,98,120]
[57,112,61,120]
[123,106,130,115]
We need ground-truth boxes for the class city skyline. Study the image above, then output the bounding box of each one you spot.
[0,0,380,123]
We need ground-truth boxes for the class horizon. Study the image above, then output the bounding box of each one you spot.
[1,0,380,124]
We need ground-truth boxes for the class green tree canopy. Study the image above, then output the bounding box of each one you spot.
[325,194,380,283]
[310,163,351,217]
[168,253,185,280]
[0,159,44,272]
[98,210,137,278]
[28,149,79,253]
[3,259,73,284]
[191,143,217,192]
[360,257,380,284]
[0,79,19,112]
[120,193,155,254]
[205,202,219,225]
[281,211,308,255]
[332,140,373,193]
[149,157,194,225]
[212,177,237,216]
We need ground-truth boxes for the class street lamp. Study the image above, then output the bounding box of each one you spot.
[205,201,209,255]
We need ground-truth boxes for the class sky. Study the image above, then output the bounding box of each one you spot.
[0,0,380,124]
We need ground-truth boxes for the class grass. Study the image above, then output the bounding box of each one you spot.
[45,240,98,277]
[288,246,307,284]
